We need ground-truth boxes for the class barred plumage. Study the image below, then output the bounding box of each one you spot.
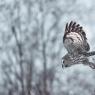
[62,21,95,69]
[63,21,90,55]
[62,53,95,69]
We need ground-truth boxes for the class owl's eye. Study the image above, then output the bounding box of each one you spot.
[62,60,64,63]
[65,64,68,67]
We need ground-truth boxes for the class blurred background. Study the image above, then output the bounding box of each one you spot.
[0,0,95,95]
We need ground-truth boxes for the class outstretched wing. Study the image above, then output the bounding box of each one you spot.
[63,21,90,54]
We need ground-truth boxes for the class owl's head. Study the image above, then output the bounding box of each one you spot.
[62,54,76,68]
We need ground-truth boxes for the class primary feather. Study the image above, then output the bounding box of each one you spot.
[63,21,90,55]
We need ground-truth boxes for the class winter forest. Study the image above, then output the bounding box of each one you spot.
[0,0,95,95]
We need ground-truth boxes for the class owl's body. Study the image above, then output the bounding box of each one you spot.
[63,21,90,55]
[62,53,95,69]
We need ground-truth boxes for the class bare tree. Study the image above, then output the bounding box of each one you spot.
[0,0,95,95]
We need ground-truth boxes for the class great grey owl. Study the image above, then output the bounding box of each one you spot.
[62,21,95,69]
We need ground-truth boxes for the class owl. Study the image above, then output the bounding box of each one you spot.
[63,21,90,55]
[62,21,95,69]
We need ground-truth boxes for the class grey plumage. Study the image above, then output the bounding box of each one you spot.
[62,53,95,69]
[62,21,95,69]
[63,21,90,54]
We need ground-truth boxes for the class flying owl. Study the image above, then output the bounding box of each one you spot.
[62,21,95,69]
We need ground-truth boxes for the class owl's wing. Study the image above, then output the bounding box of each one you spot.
[63,21,86,41]
[63,21,90,52]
